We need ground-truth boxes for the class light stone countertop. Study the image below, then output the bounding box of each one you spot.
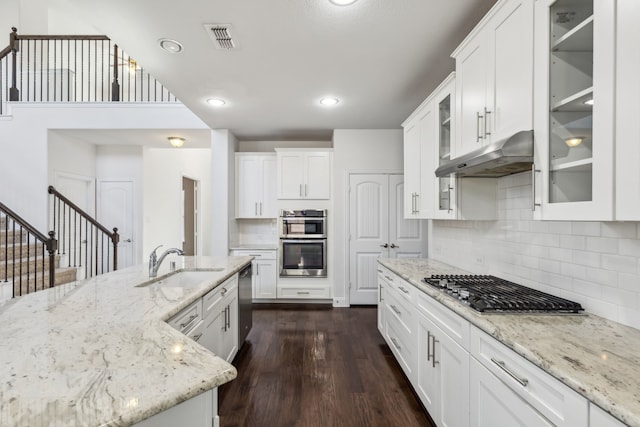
[0,256,252,427]
[379,258,640,427]
[229,244,278,251]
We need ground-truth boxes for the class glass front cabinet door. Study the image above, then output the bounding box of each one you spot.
[433,74,457,219]
[532,0,615,220]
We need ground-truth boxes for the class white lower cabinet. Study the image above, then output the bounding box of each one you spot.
[416,298,470,427]
[134,388,219,427]
[377,271,385,335]
[231,250,277,300]
[202,275,238,363]
[470,326,588,427]
[590,404,627,427]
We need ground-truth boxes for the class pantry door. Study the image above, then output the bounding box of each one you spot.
[348,173,426,305]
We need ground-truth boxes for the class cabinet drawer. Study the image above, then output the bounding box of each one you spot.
[378,266,414,303]
[203,274,238,318]
[185,319,204,344]
[386,286,416,336]
[417,291,470,350]
[386,313,415,378]
[277,286,331,299]
[471,326,588,427]
[167,299,202,334]
[231,249,276,260]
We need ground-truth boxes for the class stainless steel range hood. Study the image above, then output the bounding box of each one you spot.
[435,130,534,178]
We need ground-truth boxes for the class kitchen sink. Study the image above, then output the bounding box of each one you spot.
[137,269,225,288]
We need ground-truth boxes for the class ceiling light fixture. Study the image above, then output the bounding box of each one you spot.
[207,98,226,107]
[330,0,358,5]
[158,38,183,54]
[564,137,583,148]
[320,97,339,106]
[168,136,185,148]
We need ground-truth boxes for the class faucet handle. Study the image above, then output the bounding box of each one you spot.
[150,245,163,261]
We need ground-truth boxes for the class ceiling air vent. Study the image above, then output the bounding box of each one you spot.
[205,24,236,50]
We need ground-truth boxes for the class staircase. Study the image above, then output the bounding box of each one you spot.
[0,215,77,300]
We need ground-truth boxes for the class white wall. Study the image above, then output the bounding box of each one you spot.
[48,131,97,186]
[431,171,640,329]
[0,103,209,231]
[210,129,237,256]
[143,147,212,257]
[332,129,405,305]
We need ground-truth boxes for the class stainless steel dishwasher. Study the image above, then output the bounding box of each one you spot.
[238,264,253,348]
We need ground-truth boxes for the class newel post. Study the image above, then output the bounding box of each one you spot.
[111,227,119,271]
[111,44,120,101]
[9,27,19,101]
[46,231,58,288]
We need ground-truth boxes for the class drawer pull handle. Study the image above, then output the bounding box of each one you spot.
[192,333,203,342]
[427,331,432,362]
[297,291,310,295]
[390,305,401,315]
[391,337,401,351]
[398,286,409,294]
[180,314,198,329]
[384,275,393,282]
[431,334,439,368]
[491,358,529,387]
[221,287,228,296]
[248,254,261,257]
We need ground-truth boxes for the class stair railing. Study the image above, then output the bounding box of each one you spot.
[0,201,57,298]
[0,27,179,115]
[48,186,119,280]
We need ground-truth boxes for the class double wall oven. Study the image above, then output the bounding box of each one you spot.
[279,209,327,277]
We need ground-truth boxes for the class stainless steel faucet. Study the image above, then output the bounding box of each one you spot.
[149,245,184,277]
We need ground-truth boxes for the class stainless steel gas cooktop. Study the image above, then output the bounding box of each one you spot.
[423,274,584,314]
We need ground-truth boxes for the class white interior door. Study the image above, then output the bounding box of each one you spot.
[349,174,389,305]
[97,180,135,269]
[388,175,427,258]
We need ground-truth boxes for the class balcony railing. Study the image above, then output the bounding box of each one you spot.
[0,27,179,114]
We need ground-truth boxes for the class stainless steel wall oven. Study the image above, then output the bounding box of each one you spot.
[279,210,327,277]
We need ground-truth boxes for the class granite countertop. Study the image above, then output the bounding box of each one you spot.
[229,244,278,250]
[0,256,252,427]
[378,258,640,427]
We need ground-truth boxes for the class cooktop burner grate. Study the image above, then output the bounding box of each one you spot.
[423,274,584,314]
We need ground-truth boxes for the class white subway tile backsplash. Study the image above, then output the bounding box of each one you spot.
[432,175,640,329]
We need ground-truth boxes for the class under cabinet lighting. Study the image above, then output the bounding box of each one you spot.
[564,137,583,148]
[168,136,185,148]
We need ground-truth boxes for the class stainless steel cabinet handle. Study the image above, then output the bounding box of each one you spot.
[226,306,231,329]
[431,335,439,368]
[379,286,383,302]
[256,265,260,276]
[255,202,258,216]
[476,111,484,142]
[221,287,228,296]
[531,164,541,211]
[180,314,198,329]
[223,307,227,332]
[491,357,529,387]
[398,286,409,294]
[414,193,419,214]
[390,243,399,249]
[260,202,263,216]
[380,243,389,248]
[384,275,393,282]
[297,291,310,295]
[447,185,454,213]
[390,337,401,351]
[192,333,203,342]
[427,331,432,361]
[305,184,308,197]
[484,107,492,138]
[390,305,401,315]
[299,184,303,197]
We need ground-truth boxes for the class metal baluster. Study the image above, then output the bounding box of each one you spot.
[2,213,7,283]
[12,222,16,297]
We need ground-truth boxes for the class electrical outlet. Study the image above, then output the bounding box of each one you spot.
[475,255,485,265]
[333,298,348,307]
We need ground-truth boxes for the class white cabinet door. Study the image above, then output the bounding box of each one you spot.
[277,152,305,199]
[201,308,224,357]
[377,275,385,335]
[615,0,640,220]
[403,118,422,217]
[220,290,238,363]
[236,154,277,218]
[470,358,554,427]
[304,152,331,199]
[417,310,470,427]
[533,0,615,220]
[454,0,534,157]
[590,404,627,427]
[254,259,277,299]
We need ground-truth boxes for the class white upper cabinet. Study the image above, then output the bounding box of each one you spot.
[533,0,615,220]
[432,74,457,220]
[276,149,332,200]
[453,0,534,157]
[235,153,277,218]
[615,0,640,220]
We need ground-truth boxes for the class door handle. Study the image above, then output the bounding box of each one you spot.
[389,243,398,249]
[380,243,389,248]
[123,238,132,243]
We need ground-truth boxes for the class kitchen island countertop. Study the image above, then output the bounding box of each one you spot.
[379,258,640,427]
[0,256,251,426]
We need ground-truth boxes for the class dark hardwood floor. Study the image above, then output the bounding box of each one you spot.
[219,304,435,427]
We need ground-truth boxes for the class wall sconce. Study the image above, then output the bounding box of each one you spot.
[564,137,583,148]
[168,136,185,148]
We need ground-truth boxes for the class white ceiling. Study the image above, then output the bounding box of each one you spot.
[60,0,496,141]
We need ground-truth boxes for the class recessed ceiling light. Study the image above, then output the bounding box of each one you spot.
[320,97,339,106]
[330,0,357,5]
[207,98,226,106]
[158,38,183,54]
